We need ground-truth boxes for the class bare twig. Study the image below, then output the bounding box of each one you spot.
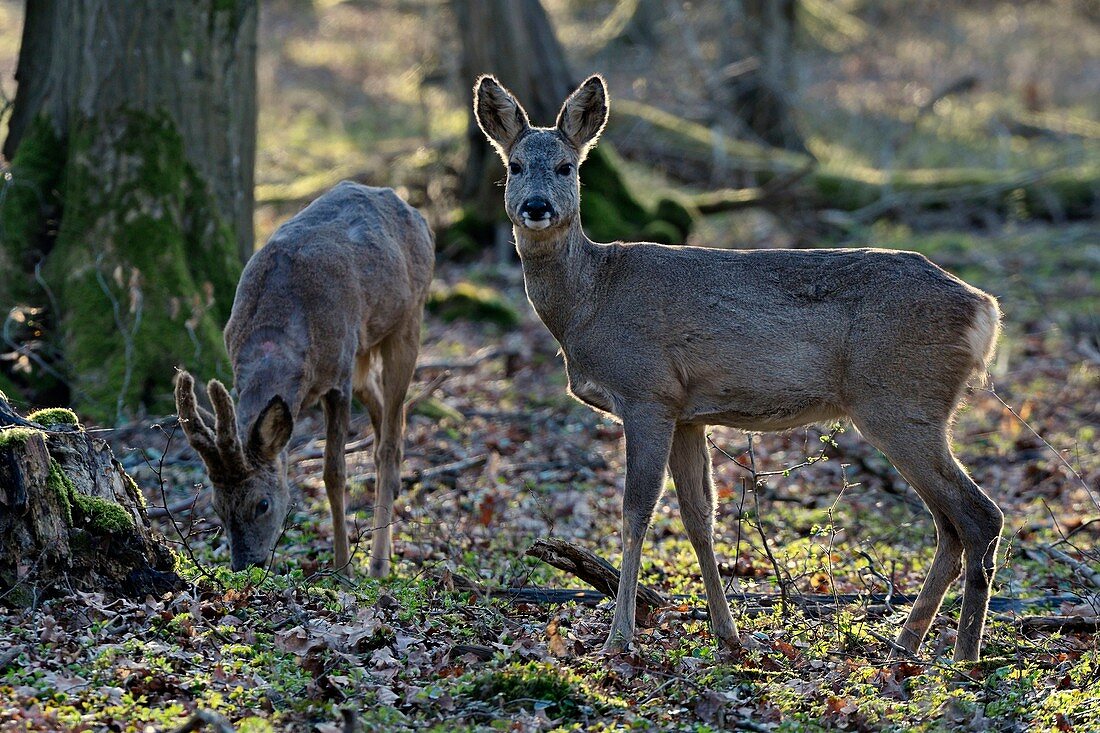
[144,422,221,588]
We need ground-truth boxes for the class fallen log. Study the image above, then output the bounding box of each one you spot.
[608,99,1099,222]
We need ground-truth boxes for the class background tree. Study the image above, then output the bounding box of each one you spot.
[0,0,257,421]
[721,0,807,153]
[450,0,694,255]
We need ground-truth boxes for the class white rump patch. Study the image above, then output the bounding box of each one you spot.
[964,299,1001,385]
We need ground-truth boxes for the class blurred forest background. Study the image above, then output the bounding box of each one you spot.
[1,1,1099,731]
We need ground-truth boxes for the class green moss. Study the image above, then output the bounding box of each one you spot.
[0,426,45,448]
[471,662,592,720]
[581,191,636,242]
[427,281,520,328]
[47,459,74,525]
[26,407,81,428]
[640,219,682,245]
[74,493,134,534]
[0,116,65,306]
[654,197,694,239]
[580,147,649,227]
[125,474,147,509]
[438,206,496,259]
[47,456,133,533]
[46,108,241,421]
[580,147,695,243]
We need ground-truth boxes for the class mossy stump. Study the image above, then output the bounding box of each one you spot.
[0,396,181,605]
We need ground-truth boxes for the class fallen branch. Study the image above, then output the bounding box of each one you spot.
[1042,545,1100,589]
[525,538,666,624]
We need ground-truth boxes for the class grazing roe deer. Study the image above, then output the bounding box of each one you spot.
[474,74,1003,661]
[175,181,434,577]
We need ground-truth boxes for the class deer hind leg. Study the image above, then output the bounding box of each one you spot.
[604,407,675,653]
[322,389,352,575]
[668,423,740,649]
[353,348,385,435]
[368,319,420,578]
[853,408,1002,661]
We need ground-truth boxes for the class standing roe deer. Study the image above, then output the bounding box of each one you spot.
[175,181,434,577]
[474,74,1003,661]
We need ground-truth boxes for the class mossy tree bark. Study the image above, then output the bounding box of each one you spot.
[451,0,693,253]
[0,395,181,604]
[1,0,257,421]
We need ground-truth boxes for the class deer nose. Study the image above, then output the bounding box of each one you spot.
[521,197,554,220]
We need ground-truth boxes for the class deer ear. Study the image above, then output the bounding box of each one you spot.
[555,75,608,161]
[474,74,530,162]
[248,396,293,463]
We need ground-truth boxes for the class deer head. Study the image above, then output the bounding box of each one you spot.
[174,370,293,571]
[474,74,609,239]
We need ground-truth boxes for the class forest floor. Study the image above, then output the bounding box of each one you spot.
[2,0,1100,731]
[2,228,1099,731]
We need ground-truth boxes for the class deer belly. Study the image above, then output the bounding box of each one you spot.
[683,399,843,431]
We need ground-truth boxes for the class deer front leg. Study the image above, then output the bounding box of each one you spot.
[603,407,675,654]
[322,390,352,575]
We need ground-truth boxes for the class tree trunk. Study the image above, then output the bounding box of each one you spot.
[0,396,181,604]
[450,0,693,254]
[455,0,576,220]
[721,0,807,153]
[0,0,257,421]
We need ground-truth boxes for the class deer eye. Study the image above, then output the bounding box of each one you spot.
[255,498,270,518]
[508,161,523,175]
[555,163,573,176]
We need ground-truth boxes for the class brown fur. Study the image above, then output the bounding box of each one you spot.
[475,74,1003,661]
[175,182,434,576]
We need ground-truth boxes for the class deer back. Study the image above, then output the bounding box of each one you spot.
[225,182,434,430]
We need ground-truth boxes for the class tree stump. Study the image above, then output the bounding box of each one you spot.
[0,397,181,605]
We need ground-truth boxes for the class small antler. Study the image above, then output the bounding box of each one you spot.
[207,379,249,476]
[174,370,223,473]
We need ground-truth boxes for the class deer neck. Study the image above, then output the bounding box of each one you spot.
[233,340,307,433]
[513,219,599,344]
